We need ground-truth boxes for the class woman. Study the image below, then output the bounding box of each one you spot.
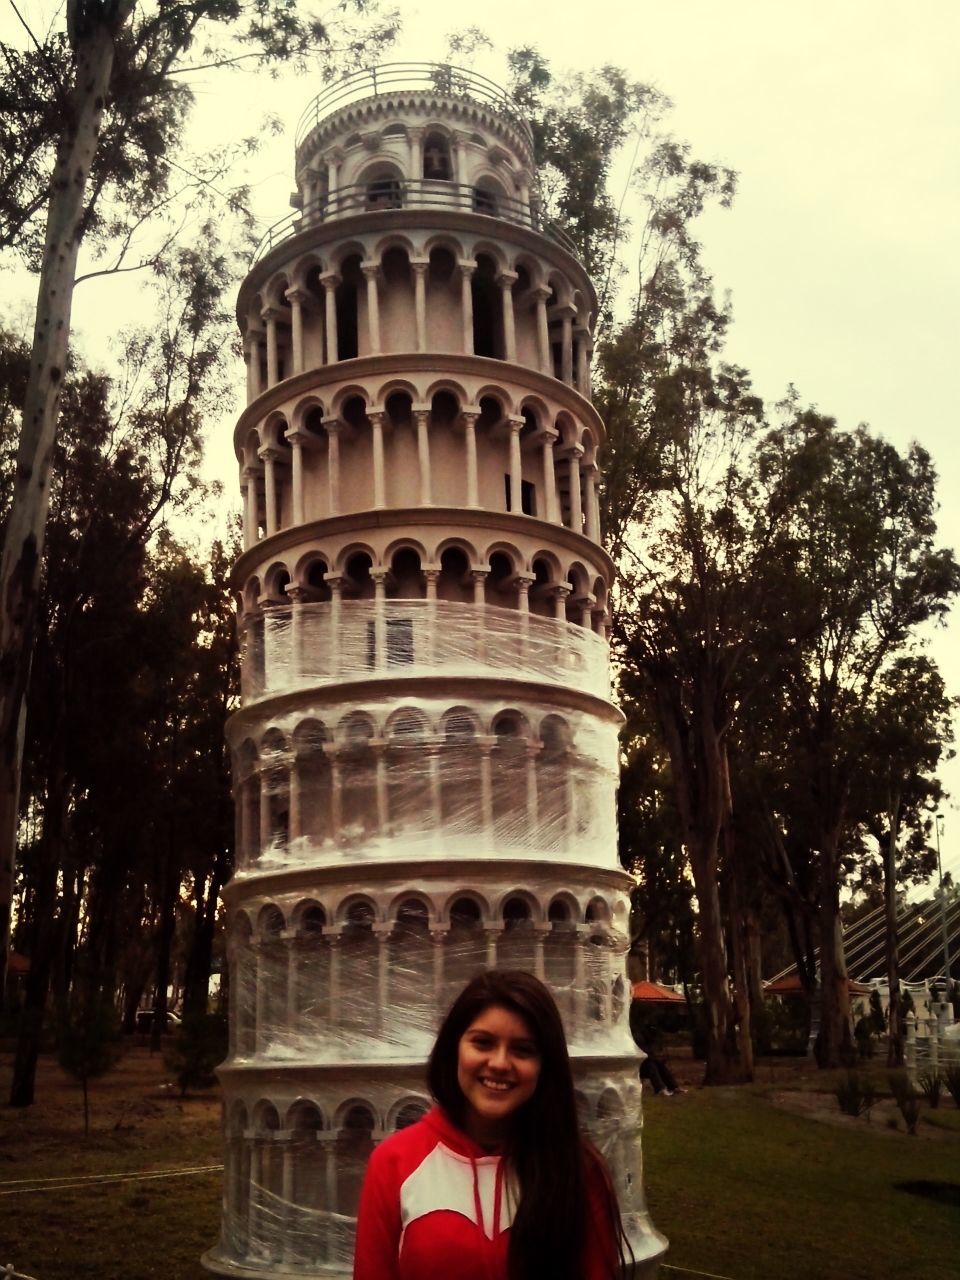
[353,969,632,1280]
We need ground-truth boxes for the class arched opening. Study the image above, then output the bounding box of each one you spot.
[388,896,432,1031]
[439,708,481,836]
[335,255,362,360]
[472,178,502,216]
[438,546,471,603]
[423,131,452,181]
[491,713,529,849]
[365,167,403,210]
[444,895,485,1005]
[484,552,516,609]
[287,1101,325,1262]
[388,547,424,599]
[471,254,503,359]
[394,1101,428,1131]
[336,1103,376,1217]
[500,894,535,970]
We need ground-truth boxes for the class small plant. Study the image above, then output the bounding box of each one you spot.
[888,1070,921,1135]
[164,1012,228,1097]
[854,1015,875,1059]
[943,1062,960,1108]
[835,1070,876,1119]
[917,1069,943,1108]
[56,984,123,1136]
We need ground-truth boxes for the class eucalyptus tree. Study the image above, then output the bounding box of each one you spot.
[0,0,399,1007]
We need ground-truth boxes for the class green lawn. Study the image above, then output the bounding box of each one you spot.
[1,1050,958,1279]
[642,1086,960,1280]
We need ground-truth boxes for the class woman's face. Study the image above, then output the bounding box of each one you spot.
[457,1003,542,1144]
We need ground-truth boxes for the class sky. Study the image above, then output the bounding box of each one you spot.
[2,1,959,885]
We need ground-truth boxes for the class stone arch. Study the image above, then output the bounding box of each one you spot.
[291,898,327,934]
[388,1096,430,1131]
[290,392,325,432]
[484,545,520,609]
[261,560,292,602]
[358,158,404,211]
[474,384,515,417]
[334,1099,377,1217]
[334,540,378,576]
[375,376,420,412]
[472,172,507,216]
[422,127,453,181]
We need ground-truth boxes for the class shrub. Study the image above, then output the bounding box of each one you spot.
[888,1070,921,1135]
[164,1012,228,1097]
[835,1071,876,1119]
[56,987,123,1136]
[854,1015,875,1059]
[943,1062,960,1108]
[917,1069,943,1108]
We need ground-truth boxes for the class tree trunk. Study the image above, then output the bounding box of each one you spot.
[816,826,855,1068]
[884,792,903,1067]
[150,850,177,1053]
[9,777,68,1106]
[0,15,126,1013]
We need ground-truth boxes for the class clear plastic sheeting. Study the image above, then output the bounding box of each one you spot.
[225,877,632,1064]
[229,694,620,875]
[240,601,611,704]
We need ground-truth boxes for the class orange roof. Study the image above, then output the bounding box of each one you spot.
[631,980,686,1003]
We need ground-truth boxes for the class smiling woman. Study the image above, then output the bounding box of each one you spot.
[353,971,632,1280]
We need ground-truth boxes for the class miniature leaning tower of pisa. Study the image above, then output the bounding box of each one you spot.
[205,63,666,1279]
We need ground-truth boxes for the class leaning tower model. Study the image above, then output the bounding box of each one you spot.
[206,64,666,1278]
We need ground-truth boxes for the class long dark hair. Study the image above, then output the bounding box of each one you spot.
[427,970,629,1280]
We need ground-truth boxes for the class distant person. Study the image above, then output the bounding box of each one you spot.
[630,1015,683,1096]
[353,970,633,1279]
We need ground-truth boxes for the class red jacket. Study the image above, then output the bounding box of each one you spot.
[353,1106,619,1280]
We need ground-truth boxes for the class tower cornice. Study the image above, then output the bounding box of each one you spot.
[229,504,615,590]
[233,350,607,455]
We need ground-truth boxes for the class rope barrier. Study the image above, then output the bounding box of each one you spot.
[0,1163,223,1198]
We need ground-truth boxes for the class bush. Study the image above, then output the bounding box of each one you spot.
[835,1071,876,1119]
[55,988,123,1136]
[854,1015,876,1059]
[888,1070,921,1135]
[917,1069,943,1108]
[755,999,809,1057]
[943,1063,960,1108]
[164,1012,228,1096]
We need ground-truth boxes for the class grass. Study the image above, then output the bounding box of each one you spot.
[0,1048,958,1279]
[642,1084,960,1280]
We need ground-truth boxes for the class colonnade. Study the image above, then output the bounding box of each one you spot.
[242,264,593,402]
[229,916,625,1058]
[234,723,613,870]
[241,411,601,549]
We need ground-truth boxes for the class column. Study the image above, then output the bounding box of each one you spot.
[287,737,303,836]
[372,570,387,672]
[553,583,571,622]
[540,430,559,523]
[479,740,494,836]
[411,259,429,351]
[285,287,307,375]
[262,307,280,388]
[577,594,595,629]
[459,260,475,355]
[285,930,299,1028]
[415,408,432,504]
[241,466,260,550]
[328,932,342,1027]
[573,928,587,1027]
[471,569,488,662]
[560,305,575,384]
[533,924,550,983]
[320,273,339,364]
[566,446,584,532]
[325,147,343,209]
[369,411,386,508]
[428,751,442,843]
[584,463,600,542]
[575,325,591,394]
[327,578,343,677]
[362,262,381,354]
[423,568,440,666]
[525,743,539,834]
[287,429,306,526]
[258,446,281,536]
[323,419,340,516]
[243,335,260,403]
[430,928,445,1007]
[375,926,390,1035]
[533,286,552,374]
[450,132,462,185]
[498,271,518,362]
[281,1141,295,1263]
[327,747,342,836]
[461,409,480,507]
[408,127,424,181]
[373,742,388,825]
[507,416,523,514]
[484,926,501,970]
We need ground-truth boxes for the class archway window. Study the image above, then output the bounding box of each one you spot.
[423,133,452,181]
[366,175,402,210]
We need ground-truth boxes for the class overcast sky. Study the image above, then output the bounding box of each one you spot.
[3,1,958,884]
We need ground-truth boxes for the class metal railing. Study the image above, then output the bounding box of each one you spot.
[295,63,534,151]
[251,179,581,264]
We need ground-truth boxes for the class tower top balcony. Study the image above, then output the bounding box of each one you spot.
[295,62,534,161]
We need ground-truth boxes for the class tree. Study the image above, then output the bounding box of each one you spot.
[55,962,123,1136]
[0,0,398,1011]
[751,416,959,1067]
